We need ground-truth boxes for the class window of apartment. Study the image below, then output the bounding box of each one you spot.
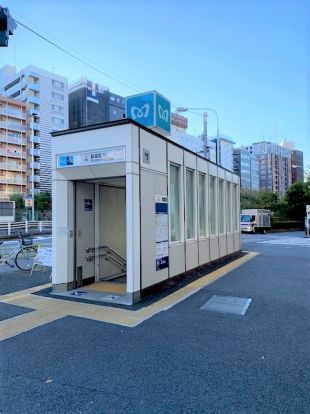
[52,104,64,113]
[170,164,180,242]
[233,184,239,231]
[52,117,64,126]
[218,179,224,234]
[226,182,232,232]
[198,173,206,237]
[52,79,64,89]
[10,91,20,99]
[186,169,195,239]
[209,176,216,236]
[52,92,64,101]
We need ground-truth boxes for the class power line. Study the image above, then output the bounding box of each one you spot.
[13,17,207,129]
[15,19,142,93]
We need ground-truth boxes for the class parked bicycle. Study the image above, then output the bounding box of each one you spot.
[0,234,37,271]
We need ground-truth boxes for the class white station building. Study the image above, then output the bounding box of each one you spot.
[51,119,241,304]
[51,92,241,305]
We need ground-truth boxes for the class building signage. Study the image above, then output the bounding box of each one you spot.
[155,194,169,271]
[34,247,52,267]
[57,146,125,168]
[86,80,99,103]
[125,91,171,135]
[84,199,93,211]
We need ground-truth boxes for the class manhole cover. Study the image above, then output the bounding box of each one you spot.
[200,295,252,315]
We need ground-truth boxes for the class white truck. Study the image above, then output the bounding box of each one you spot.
[240,209,271,234]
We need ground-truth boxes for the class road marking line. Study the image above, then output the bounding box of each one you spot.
[0,252,258,339]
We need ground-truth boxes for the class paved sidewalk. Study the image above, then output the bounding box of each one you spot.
[0,232,309,413]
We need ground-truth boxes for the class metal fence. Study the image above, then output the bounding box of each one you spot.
[0,221,52,236]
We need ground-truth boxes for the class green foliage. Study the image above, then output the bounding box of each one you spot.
[282,182,310,221]
[9,193,25,210]
[270,220,304,230]
[34,192,51,213]
[240,183,310,222]
[240,189,279,211]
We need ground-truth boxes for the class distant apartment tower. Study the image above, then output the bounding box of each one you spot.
[0,65,68,194]
[291,150,304,183]
[233,148,259,190]
[0,96,28,199]
[69,79,125,129]
[247,141,291,197]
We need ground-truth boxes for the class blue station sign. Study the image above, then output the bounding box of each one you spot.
[125,91,171,135]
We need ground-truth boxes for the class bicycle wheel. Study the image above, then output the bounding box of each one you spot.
[15,247,37,271]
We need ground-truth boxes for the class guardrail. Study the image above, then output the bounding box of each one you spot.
[0,220,52,236]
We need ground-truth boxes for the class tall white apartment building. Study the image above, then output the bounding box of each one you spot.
[0,65,68,194]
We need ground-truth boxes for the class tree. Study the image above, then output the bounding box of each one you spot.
[240,189,259,210]
[9,193,24,210]
[283,182,310,221]
[240,189,280,212]
[34,192,51,212]
[256,191,279,211]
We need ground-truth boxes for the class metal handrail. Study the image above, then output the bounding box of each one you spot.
[85,244,126,271]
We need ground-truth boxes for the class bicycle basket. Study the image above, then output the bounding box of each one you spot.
[21,237,33,246]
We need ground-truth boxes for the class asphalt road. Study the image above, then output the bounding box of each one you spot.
[0,231,309,413]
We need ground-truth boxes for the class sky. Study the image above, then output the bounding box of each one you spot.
[1,0,310,167]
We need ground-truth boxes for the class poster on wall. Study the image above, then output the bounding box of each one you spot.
[155,194,169,271]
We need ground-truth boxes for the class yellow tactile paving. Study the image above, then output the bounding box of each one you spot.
[85,281,126,293]
[0,251,258,340]
[0,310,67,341]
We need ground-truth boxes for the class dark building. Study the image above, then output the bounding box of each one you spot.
[69,79,125,129]
[291,150,304,183]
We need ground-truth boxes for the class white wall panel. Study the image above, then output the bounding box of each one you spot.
[198,239,210,265]
[186,241,199,270]
[169,244,185,277]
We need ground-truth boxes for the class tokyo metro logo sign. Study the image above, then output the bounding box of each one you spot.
[125,91,171,135]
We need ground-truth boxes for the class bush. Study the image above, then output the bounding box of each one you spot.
[271,220,304,230]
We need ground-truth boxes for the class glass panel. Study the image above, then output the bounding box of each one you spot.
[226,182,232,232]
[199,174,206,237]
[170,164,180,242]
[209,176,216,235]
[233,184,239,231]
[186,169,194,239]
[218,180,224,234]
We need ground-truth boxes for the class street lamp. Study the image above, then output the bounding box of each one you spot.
[176,107,220,164]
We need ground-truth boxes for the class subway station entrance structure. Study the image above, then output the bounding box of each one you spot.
[52,119,241,304]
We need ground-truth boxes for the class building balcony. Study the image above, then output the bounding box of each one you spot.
[29,108,40,117]
[28,148,40,157]
[29,121,40,131]
[0,162,27,172]
[0,149,27,159]
[27,95,40,105]
[28,82,40,92]
[29,135,41,144]
[0,108,27,119]
[0,121,27,132]
[0,176,27,185]
[28,174,40,183]
[29,161,40,170]
[0,134,27,146]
